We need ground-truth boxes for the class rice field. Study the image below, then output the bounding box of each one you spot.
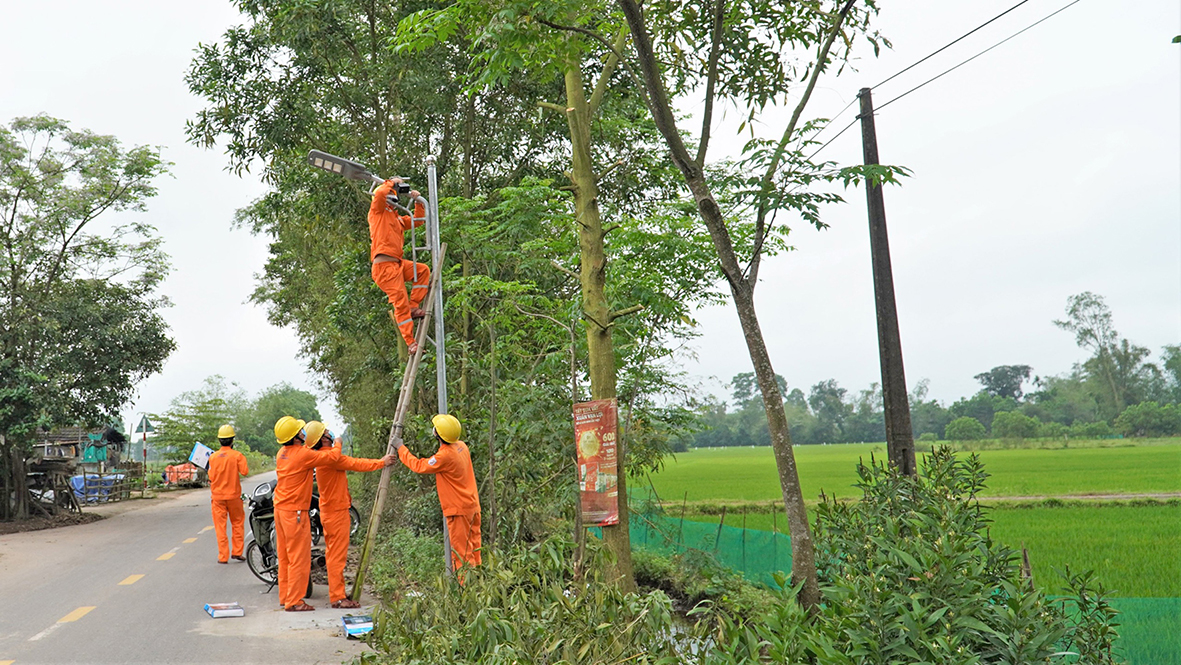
[645,440,1181,503]
[677,502,1181,597]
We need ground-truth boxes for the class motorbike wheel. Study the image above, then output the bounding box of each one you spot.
[305,575,314,599]
[246,541,277,585]
[310,520,323,546]
[349,506,361,537]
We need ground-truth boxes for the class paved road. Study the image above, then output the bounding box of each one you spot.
[0,474,373,665]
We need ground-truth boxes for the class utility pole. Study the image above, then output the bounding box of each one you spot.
[858,87,916,476]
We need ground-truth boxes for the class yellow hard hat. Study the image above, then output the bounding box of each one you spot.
[432,414,462,444]
[274,416,306,444]
[304,421,327,445]
[217,424,235,439]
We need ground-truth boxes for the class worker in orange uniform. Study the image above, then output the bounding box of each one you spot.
[394,414,482,571]
[208,425,249,564]
[369,177,428,354]
[272,416,341,611]
[305,421,395,608]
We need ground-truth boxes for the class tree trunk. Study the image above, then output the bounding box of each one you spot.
[564,59,635,592]
[617,0,818,610]
[7,436,30,520]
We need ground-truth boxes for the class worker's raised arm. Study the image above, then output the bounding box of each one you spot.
[294,445,341,472]
[397,444,450,475]
[370,179,397,215]
[334,454,385,473]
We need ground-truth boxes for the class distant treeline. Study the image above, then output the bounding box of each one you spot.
[682,293,1181,449]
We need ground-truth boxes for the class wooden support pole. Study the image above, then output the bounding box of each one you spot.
[858,88,917,477]
[350,244,448,601]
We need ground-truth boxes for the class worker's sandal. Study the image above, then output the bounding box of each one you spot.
[285,602,315,612]
[331,599,361,609]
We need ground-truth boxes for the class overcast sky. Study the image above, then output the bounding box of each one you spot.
[1,0,1177,435]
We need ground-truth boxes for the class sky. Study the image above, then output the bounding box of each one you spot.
[0,0,1178,435]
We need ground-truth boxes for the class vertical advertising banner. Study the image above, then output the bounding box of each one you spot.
[574,398,619,526]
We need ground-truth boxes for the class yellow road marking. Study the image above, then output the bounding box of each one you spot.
[200,526,213,533]
[118,574,145,585]
[58,607,95,623]
[157,552,175,560]
[183,538,197,543]
[1,659,15,664]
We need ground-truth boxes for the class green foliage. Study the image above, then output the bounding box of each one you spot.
[0,114,174,518]
[990,411,1039,439]
[631,547,777,620]
[975,364,1033,400]
[366,537,681,664]
[234,383,321,456]
[150,375,317,466]
[945,416,987,441]
[917,432,938,442]
[1113,401,1181,438]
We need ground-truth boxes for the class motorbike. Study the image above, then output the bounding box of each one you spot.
[243,481,361,594]
[308,492,363,546]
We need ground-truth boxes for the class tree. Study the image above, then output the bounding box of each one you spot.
[151,376,249,463]
[808,379,851,443]
[616,0,898,612]
[974,365,1032,400]
[0,115,175,519]
[1053,292,1160,416]
[1113,402,1181,438]
[235,383,321,456]
[1161,344,1181,402]
[944,416,986,441]
[730,371,786,409]
[990,411,1039,439]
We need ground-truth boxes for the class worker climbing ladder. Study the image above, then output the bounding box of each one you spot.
[306,151,455,598]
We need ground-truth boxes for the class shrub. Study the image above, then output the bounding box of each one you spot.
[1037,421,1067,439]
[695,448,1122,664]
[945,416,986,440]
[1113,401,1181,437]
[991,411,1040,439]
[1071,420,1114,438]
[917,432,938,442]
[368,536,681,663]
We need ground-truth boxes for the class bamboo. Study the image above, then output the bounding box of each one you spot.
[350,244,447,601]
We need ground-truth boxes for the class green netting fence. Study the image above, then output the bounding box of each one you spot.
[591,504,1177,664]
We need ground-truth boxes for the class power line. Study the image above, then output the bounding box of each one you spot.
[807,0,1036,151]
[808,0,1082,160]
[873,0,1035,91]
[875,0,1083,113]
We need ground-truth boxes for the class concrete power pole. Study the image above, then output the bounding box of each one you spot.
[858,87,916,476]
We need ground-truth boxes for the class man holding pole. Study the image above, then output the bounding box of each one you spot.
[368,177,428,354]
[394,414,482,571]
[305,421,394,608]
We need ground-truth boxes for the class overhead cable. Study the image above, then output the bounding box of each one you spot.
[875,0,1084,113]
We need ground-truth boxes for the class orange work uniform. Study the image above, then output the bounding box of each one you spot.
[398,439,482,569]
[274,443,341,608]
[208,446,249,562]
[314,446,384,603]
[369,180,429,347]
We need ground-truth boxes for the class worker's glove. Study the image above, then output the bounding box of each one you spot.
[390,436,405,452]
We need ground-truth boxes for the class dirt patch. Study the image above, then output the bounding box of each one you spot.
[0,511,104,535]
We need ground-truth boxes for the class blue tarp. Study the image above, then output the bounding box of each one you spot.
[70,473,125,503]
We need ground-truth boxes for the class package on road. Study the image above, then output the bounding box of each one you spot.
[342,614,373,637]
[204,602,245,618]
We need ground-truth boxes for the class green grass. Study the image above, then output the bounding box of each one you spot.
[645,440,1181,503]
[677,503,1181,598]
